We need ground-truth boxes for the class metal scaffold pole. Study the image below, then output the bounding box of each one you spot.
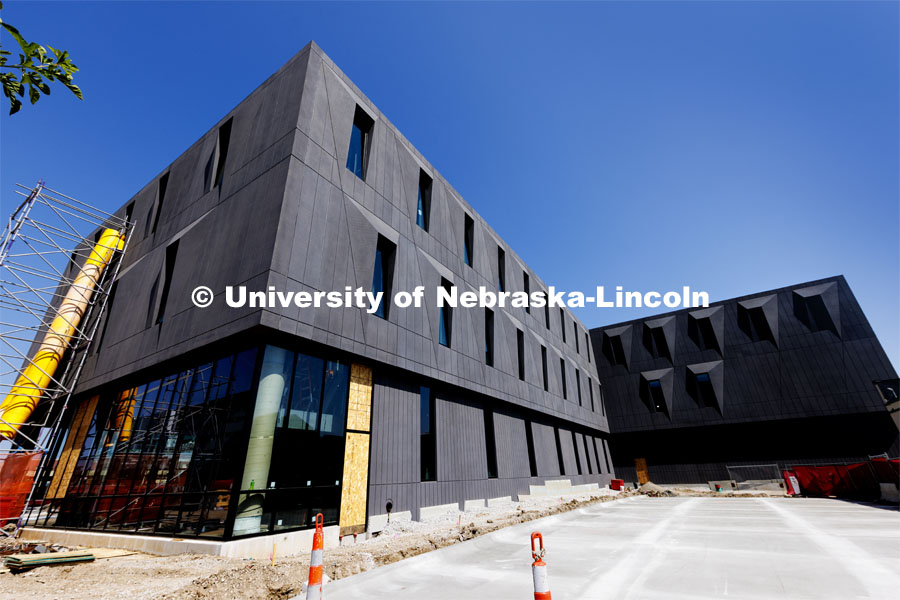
[0,181,132,535]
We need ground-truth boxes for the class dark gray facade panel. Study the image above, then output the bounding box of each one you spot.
[592,276,899,484]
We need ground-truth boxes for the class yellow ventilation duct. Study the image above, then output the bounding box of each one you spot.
[0,228,125,440]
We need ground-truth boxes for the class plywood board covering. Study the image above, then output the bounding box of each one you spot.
[339,364,373,535]
[45,395,99,499]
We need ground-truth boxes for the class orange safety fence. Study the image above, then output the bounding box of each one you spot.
[0,452,42,527]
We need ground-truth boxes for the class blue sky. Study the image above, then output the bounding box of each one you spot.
[1,1,897,368]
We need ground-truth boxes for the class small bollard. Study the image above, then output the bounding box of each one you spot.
[531,532,551,600]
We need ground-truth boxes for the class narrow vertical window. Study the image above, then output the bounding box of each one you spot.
[575,323,580,353]
[497,246,505,292]
[213,118,232,189]
[560,358,567,399]
[417,170,432,231]
[582,434,593,474]
[541,346,548,391]
[147,172,169,236]
[554,426,566,476]
[483,408,498,479]
[94,280,118,354]
[125,202,134,227]
[544,299,550,329]
[571,431,582,475]
[592,438,603,474]
[602,439,611,473]
[523,272,531,314]
[560,308,567,343]
[420,386,436,481]
[346,106,374,180]
[145,275,159,328]
[585,332,591,362]
[439,278,453,347]
[517,329,525,381]
[485,308,494,366]
[155,240,179,325]
[588,377,595,411]
[463,214,474,267]
[525,419,538,477]
[599,383,606,416]
[575,369,582,406]
[371,235,396,320]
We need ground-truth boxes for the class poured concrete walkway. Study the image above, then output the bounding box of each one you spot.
[325,496,900,599]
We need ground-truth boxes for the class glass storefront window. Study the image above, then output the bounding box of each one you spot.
[35,343,351,540]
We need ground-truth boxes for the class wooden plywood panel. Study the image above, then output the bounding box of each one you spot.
[635,457,649,485]
[340,364,373,535]
[339,432,370,535]
[346,364,372,432]
[45,395,99,499]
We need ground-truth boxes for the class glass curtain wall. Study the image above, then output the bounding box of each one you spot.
[34,343,352,540]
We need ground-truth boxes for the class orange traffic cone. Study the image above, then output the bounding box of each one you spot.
[531,532,551,600]
[306,513,324,600]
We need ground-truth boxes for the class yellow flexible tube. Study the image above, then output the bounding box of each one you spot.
[0,228,125,440]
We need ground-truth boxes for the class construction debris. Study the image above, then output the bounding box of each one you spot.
[4,550,94,572]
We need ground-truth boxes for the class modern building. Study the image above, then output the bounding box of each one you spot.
[591,276,900,485]
[20,42,612,545]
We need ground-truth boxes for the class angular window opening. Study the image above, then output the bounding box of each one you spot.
[793,293,838,335]
[213,118,232,189]
[738,304,776,344]
[485,308,495,367]
[463,214,474,267]
[541,346,549,392]
[689,371,718,410]
[155,240,179,325]
[560,358,567,399]
[517,329,526,380]
[582,434,593,474]
[346,106,374,180]
[602,439,611,473]
[439,278,453,347]
[125,202,134,227]
[592,438,603,474]
[147,172,169,237]
[575,323,580,353]
[524,419,538,477]
[523,271,531,314]
[599,383,606,416]
[94,280,119,354]
[571,431,582,475]
[497,246,506,292]
[420,386,436,482]
[483,408,498,479]
[554,426,565,476]
[371,236,396,320]
[588,377,595,411]
[205,118,232,192]
[544,297,550,329]
[417,170,432,231]
[575,369,582,406]
[688,315,719,352]
[145,274,160,328]
[647,380,668,417]
[585,333,591,362]
[643,324,671,360]
[602,333,628,366]
[560,309,567,343]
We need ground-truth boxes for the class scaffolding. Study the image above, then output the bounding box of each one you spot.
[0,181,131,533]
